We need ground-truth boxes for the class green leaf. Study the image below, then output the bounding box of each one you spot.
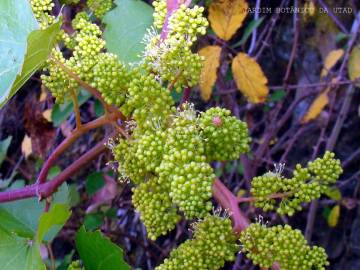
[0,0,38,107]
[269,89,286,102]
[86,172,105,196]
[75,227,130,270]
[324,186,342,201]
[0,184,69,239]
[103,0,153,64]
[0,136,12,165]
[48,166,61,180]
[10,21,62,98]
[0,228,46,270]
[37,204,71,242]
[232,17,265,48]
[51,89,92,126]
[84,213,104,231]
[94,99,105,117]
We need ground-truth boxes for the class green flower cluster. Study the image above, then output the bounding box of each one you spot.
[114,129,166,184]
[91,53,129,107]
[240,223,329,270]
[157,113,214,219]
[87,0,113,19]
[41,49,78,103]
[121,72,175,130]
[43,13,129,105]
[199,107,250,161]
[67,260,83,270]
[156,214,238,270]
[250,151,343,216]
[132,177,180,240]
[30,0,55,29]
[168,5,208,44]
[113,105,250,236]
[152,0,167,29]
[143,3,208,91]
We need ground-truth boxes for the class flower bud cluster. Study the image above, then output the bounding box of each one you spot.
[156,215,238,270]
[30,0,55,29]
[132,177,180,240]
[121,71,175,130]
[152,0,167,29]
[199,107,250,161]
[67,260,83,270]
[87,0,113,19]
[143,3,208,91]
[240,223,329,270]
[250,151,343,216]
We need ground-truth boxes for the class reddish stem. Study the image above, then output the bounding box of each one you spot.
[0,138,108,203]
[213,179,249,233]
[213,179,281,270]
[37,114,118,184]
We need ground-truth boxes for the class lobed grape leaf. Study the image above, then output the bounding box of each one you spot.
[103,0,153,64]
[0,184,69,241]
[76,227,130,270]
[0,136,12,165]
[0,0,38,108]
[0,228,46,270]
[10,21,62,97]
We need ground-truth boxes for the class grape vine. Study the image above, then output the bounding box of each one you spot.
[0,0,347,270]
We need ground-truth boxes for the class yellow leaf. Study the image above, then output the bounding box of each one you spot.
[208,0,248,41]
[320,49,344,78]
[39,87,47,102]
[21,135,32,158]
[328,205,340,228]
[198,46,222,101]
[42,109,52,122]
[236,189,246,198]
[231,52,268,103]
[348,45,360,85]
[301,88,330,123]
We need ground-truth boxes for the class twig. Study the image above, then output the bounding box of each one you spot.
[283,0,299,85]
[70,89,82,129]
[0,137,110,203]
[326,85,354,150]
[37,114,119,184]
[317,0,349,34]
[248,0,261,55]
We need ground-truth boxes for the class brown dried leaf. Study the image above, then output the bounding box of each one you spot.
[24,98,55,158]
[231,52,268,103]
[198,45,222,101]
[86,175,118,213]
[208,0,248,41]
[42,109,52,122]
